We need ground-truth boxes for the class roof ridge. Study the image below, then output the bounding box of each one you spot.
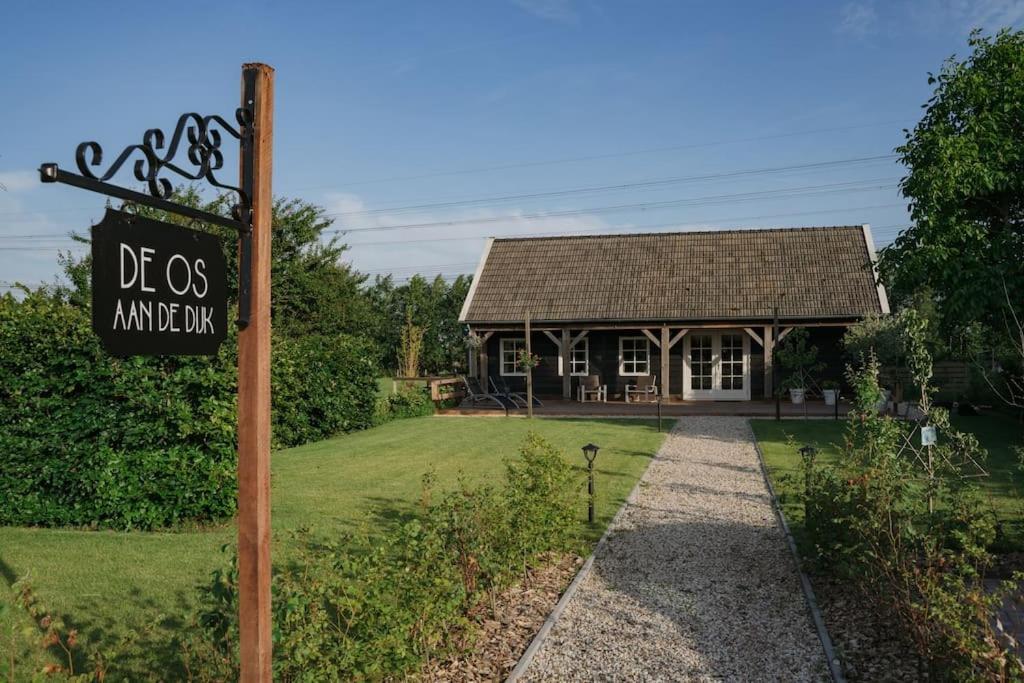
[490,225,865,242]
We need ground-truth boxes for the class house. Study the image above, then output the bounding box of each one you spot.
[458,226,889,401]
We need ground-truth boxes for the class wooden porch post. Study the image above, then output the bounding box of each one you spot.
[479,342,488,389]
[525,312,533,418]
[660,325,670,398]
[561,328,571,399]
[763,324,773,398]
[467,331,478,378]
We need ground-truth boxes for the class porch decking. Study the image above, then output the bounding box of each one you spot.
[441,398,850,418]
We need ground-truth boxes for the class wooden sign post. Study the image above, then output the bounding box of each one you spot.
[40,62,276,682]
[237,62,274,682]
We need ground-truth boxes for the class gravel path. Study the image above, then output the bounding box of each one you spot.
[522,417,829,682]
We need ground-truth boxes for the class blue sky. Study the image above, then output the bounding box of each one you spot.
[2,0,1023,288]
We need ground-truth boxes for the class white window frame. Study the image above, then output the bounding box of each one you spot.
[500,337,526,376]
[558,338,590,376]
[618,336,650,376]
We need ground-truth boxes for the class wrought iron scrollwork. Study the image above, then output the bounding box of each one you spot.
[74,108,253,208]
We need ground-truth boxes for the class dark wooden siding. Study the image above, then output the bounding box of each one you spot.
[806,327,847,390]
[483,326,846,399]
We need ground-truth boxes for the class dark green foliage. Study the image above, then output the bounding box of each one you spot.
[799,354,1023,677]
[180,432,580,680]
[0,291,238,529]
[271,334,380,447]
[0,292,382,528]
[880,29,1024,338]
[363,274,472,375]
[775,327,825,392]
[0,188,473,529]
[375,385,435,424]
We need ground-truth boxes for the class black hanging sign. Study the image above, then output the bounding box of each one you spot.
[91,208,228,356]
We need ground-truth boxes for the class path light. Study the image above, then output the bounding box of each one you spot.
[582,443,600,524]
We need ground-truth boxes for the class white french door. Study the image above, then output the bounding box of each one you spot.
[682,331,750,400]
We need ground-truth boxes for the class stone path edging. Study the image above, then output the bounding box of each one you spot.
[750,426,846,683]
[504,424,663,683]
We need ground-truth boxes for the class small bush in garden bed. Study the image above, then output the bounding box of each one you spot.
[373,384,435,424]
[799,338,1024,679]
[178,432,581,680]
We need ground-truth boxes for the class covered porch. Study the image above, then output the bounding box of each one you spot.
[442,397,851,418]
[467,321,850,403]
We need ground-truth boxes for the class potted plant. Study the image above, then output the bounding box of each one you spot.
[776,327,825,404]
[782,376,806,404]
[822,379,840,406]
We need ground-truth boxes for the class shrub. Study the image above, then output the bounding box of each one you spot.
[373,384,435,425]
[799,351,1023,678]
[0,292,238,529]
[180,432,581,680]
[775,327,825,392]
[271,333,380,447]
[0,292,383,529]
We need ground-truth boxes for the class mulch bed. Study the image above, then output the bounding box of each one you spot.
[419,553,583,682]
[811,574,922,681]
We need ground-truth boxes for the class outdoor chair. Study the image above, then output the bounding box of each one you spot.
[489,377,542,407]
[578,374,607,403]
[460,375,513,410]
[625,375,658,403]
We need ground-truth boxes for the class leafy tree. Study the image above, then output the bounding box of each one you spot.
[880,30,1024,335]
[364,274,471,375]
[397,309,424,377]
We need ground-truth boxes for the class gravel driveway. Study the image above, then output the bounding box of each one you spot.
[521,417,829,682]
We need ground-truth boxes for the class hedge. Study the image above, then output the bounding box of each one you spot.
[0,292,379,529]
[272,333,379,447]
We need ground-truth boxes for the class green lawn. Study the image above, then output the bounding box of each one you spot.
[751,413,1024,550]
[1,416,666,669]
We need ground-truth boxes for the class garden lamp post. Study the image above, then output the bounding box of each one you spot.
[582,443,600,524]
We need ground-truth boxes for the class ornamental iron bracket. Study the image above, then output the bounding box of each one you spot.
[39,78,257,328]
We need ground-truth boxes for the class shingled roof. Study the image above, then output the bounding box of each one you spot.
[459,226,888,324]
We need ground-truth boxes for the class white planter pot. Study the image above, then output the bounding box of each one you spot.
[823,389,838,406]
[789,388,805,404]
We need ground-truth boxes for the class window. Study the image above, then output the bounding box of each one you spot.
[557,338,590,376]
[619,336,650,376]
[500,338,526,376]
[721,333,744,390]
[570,338,589,376]
[690,334,713,390]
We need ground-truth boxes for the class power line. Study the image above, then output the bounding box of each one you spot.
[325,178,900,234]
[300,119,908,190]
[321,155,897,218]
[0,152,902,237]
[0,206,910,252]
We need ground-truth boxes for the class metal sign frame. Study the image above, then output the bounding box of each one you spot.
[39,71,258,328]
